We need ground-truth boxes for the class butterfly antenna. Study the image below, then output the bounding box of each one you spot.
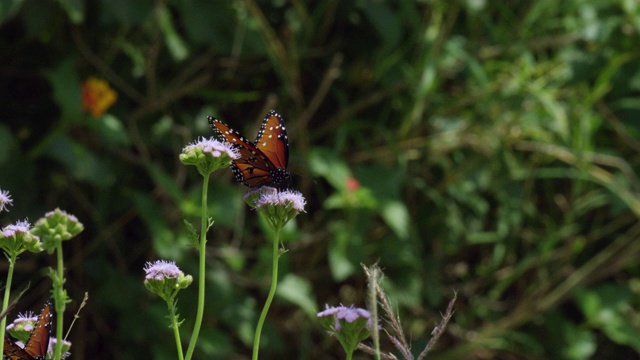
[0,284,31,321]
[64,292,89,340]
[0,295,23,322]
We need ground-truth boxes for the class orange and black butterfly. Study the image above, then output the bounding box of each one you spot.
[3,300,53,360]
[208,109,291,188]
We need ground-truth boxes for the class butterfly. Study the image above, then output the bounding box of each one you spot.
[3,300,53,360]
[208,109,291,188]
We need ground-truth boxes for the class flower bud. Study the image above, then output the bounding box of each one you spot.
[32,209,84,252]
[180,137,239,176]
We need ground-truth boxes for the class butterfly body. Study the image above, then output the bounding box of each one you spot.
[3,300,53,360]
[208,110,291,188]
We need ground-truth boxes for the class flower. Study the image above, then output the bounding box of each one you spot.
[1,220,30,238]
[346,177,360,192]
[31,208,84,252]
[5,311,37,343]
[179,137,240,176]
[81,77,117,117]
[144,260,192,301]
[0,220,42,255]
[317,304,374,357]
[48,337,72,359]
[244,187,306,230]
[0,188,13,212]
[144,260,182,281]
[317,304,373,331]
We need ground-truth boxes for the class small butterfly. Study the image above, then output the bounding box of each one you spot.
[208,109,291,188]
[3,300,53,360]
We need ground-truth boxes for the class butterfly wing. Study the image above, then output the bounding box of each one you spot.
[23,300,53,360]
[3,300,53,360]
[254,110,289,169]
[3,337,35,360]
[208,116,278,187]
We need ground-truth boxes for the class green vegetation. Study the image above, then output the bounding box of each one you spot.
[1,1,640,358]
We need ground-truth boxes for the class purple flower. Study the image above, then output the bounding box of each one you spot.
[255,189,306,213]
[244,187,306,230]
[317,304,374,357]
[48,337,72,359]
[32,209,84,251]
[0,220,42,254]
[317,304,372,331]
[44,209,79,223]
[5,311,38,343]
[180,137,240,176]
[1,220,30,238]
[281,190,307,213]
[144,260,182,281]
[184,137,239,160]
[144,260,192,300]
[0,188,13,212]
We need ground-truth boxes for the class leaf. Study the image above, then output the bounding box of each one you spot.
[45,58,82,123]
[46,135,115,187]
[58,0,84,24]
[380,199,409,240]
[308,148,352,191]
[0,0,23,25]
[327,221,363,281]
[574,284,640,352]
[276,274,317,318]
[156,3,189,61]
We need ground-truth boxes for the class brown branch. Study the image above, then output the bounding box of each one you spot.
[71,27,145,103]
[418,291,457,359]
[298,53,343,137]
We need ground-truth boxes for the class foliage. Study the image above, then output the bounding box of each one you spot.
[1,0,640,358]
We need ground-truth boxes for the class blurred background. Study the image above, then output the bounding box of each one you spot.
[2,0,640,359]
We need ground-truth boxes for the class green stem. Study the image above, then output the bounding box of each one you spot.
[185,172,210,360]
[346,349,353,360]
[0,253,17,356]
[53,242,65,360]
[370,267,381,360]
[169,298,185,360]
[252,227,281,360]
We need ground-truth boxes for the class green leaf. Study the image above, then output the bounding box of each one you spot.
[327,221,362,281]
[57,0,84,24]
[308,148,352,191]
[544,310,596,360]
[360,2,402,51]
[45,58,82,123]
[46,135,115,187]
[99,0,152,24]
[380,199,409,240]
[156,3,189,61]
[86,114,131,147]
[0,0,24,25]
[133,192,186,259]
[276,274,317,318]
[574,284,640,351]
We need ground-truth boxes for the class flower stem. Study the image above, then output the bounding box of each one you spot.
[0,253,17,356]
[53,242,66,360]
[185,172,210,360]
[346,350,353,360]
[252,227,282,360]
[170,299,185,360]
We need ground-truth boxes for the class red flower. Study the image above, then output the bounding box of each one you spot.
[81,77,117,117]
[346,177,360,192]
